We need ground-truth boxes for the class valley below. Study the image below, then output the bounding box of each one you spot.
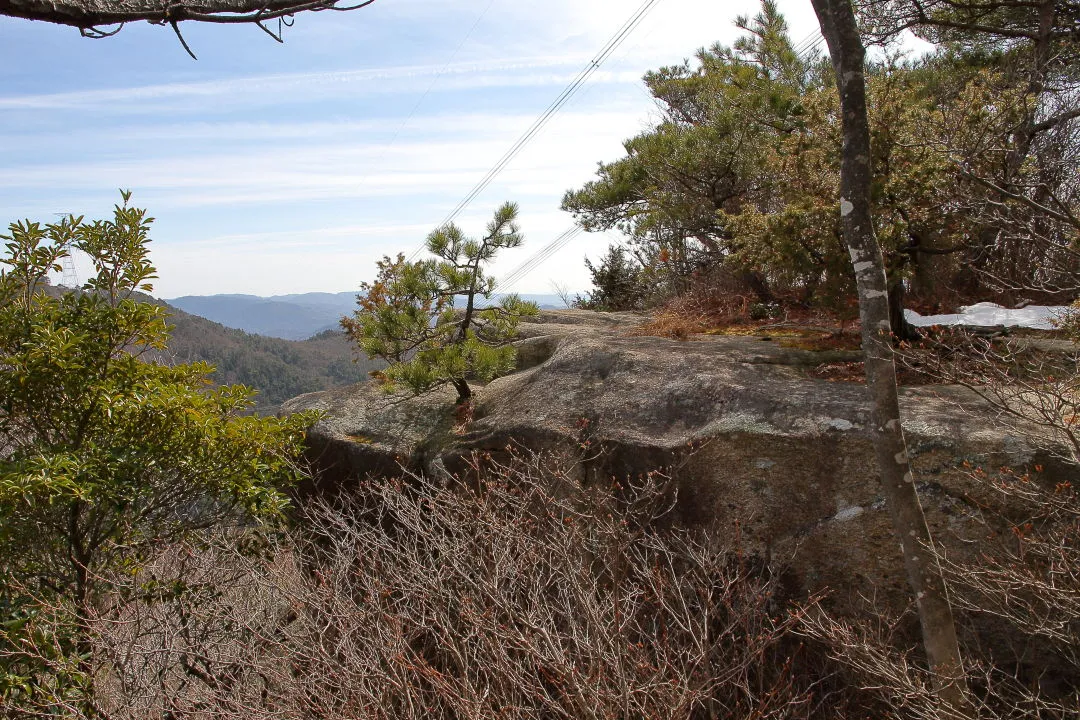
[153,297,382,415]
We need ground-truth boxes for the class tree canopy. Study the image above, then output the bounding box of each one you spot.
[564,0,1079,323]
[0,0,374,29]
[0,0,376,56]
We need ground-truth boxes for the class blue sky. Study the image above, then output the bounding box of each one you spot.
[0,0,824,298]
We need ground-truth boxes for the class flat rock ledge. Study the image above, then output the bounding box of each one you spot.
[283,310,1070,611]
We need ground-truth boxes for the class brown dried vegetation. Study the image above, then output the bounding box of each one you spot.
[4,453,879,719]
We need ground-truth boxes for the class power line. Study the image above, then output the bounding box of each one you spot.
[437,0,663,227]
[349,0,499,229]
[488,28,827,295]
[408,0,665,262]
[791,29,821,57]
[492,226,582,294]
[381,0,499,162]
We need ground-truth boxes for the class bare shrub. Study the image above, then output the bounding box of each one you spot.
[796,603,945,720]
[23,452,851,719]
[900,328,1080,462]
[798,584,1078,720]
[633,271,757,339]
[797,325,1080,719]
[267,454,811,719]
[89,531,291,719]
[1,529,292,719]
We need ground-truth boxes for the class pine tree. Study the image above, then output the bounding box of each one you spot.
[342,202,539,404]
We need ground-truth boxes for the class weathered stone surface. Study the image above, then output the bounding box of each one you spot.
[282,310,1068,609]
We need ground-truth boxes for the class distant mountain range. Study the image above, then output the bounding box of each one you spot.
[154,298,381,415]
[166,292,570,340]
[166,292,357,340]
[37,287,378,415]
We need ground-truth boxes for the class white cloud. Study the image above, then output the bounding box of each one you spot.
[0,56,613,112]
[175,222,434,251]
[0,107,640,206]
[2,0,829,297]
[147,207,612,297]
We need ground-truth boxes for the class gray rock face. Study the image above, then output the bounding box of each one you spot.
[283,310,1066,609]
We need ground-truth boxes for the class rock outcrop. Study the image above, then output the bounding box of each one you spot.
[283,310,1069,610]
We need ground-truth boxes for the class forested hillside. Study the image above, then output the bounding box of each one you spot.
[167,291,569,340]
[166,293,354,340]
[154,301,380,414]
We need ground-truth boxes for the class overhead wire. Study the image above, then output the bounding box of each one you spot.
[487,1,679,296]
[407,0,665,262]
[491,28,827,295]
[385,0,498,155]
[399,18,826,298]
[436,0,664,227]
[791,29,820,57]
[491,226,582,294]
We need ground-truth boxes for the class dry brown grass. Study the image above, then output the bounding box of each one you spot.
[630,274,754,340]
[630,273,860,342]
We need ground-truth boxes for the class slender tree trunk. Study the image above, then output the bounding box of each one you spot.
[450,253,485,405]
[740,271,776,305]
[887,277,921,343]
[68,500,98,714]
[810,0,971,714]
[452,378,472,405]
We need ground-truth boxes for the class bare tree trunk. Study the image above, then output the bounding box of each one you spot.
[452,378,472,405]
[810,0,971,714]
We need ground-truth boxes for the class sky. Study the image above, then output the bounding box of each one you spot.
[0,0,827,299]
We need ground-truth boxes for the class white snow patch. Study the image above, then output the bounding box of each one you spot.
[834,505,865,522]
[905,302,1070,330]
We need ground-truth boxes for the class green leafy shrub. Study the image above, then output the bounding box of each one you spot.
[0,194,315,713]
[576,244,646,311]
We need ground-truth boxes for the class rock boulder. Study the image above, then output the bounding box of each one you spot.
[283,310,1068,610]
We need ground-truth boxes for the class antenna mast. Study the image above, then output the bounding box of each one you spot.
[54,212,80,288]
[60,255,80,288]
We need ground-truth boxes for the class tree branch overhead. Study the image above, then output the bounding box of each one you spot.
[0,0,375,31]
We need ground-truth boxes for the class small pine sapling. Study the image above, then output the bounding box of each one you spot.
[342,202,539,404]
